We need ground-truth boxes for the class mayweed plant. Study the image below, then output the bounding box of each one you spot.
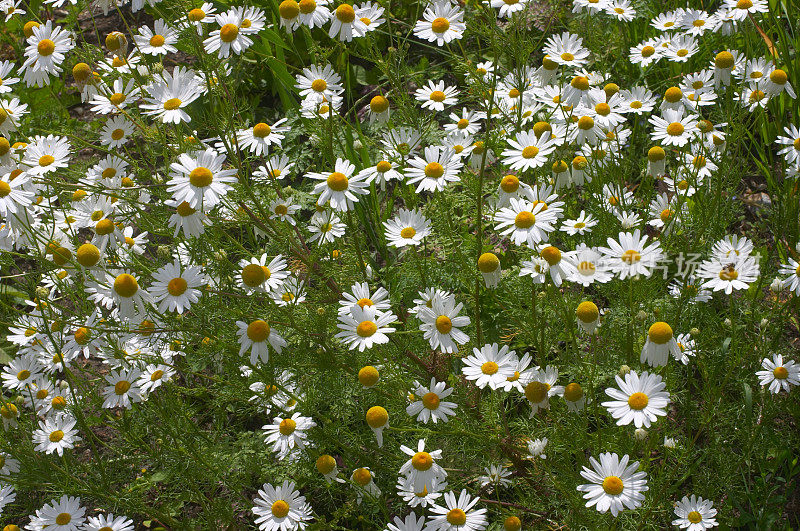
[0,0,799,528]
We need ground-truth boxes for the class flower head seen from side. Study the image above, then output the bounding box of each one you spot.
[603,371,670,428]
[236,319,287,364]
[577,452,648,516]
[641,321,680,367]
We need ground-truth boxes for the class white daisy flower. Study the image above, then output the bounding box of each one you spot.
[399,439,448,495]
[33,414,81,456]
[672,494,719,530]
[405,146,463,193]
[406,377,457,424]
[252,480,313,531]
[413,1,465,46]
[236,119,289,157]
[384,209,431,247]
[134,20,178,55]
[494,198,558,248]
[577,452,648,516]
[418,295,471,353]
[501,130,556,171]
[756,354,799,394]
[150,260,205,314]
[603,371,670,428]
[167,148,238,210]
[426,489,487,531]
[236,319,287,364]
[262,413,316,461]
[335,304,397,351]
[328,2,367,41]
[308,157,369,211]
[26,495,86,530]
[599,229,664,280]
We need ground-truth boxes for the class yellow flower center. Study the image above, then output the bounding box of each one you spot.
[114,273,139,298]
[252,123,272,138]
[150,370,164,381]
[274,204,288,215]
[39,155,56,167]
[660,209,672,222]
[560,52,574,61]
[541,246,561,265]
[770,69,788,85]
[241,264,265,287]
[478,252,500,273]
[271,500,290,518]
[431,17,450,33]
[220,23,239,42]
[370,95,389,113]
[38,39,56,56]
[648,321,673,344]
[74,326,92,345]
[353,467,372,486]
[602,476,624,495]
[167,277,188,296]
[481,361,499,375]
[412,451,433,471]
[247,320,271,342]
[564,382,583,401]
[115,380,131,395]
[667,122,685,136]
[189,167,213,187]
[316,454,336,474]
[750,89,766,102]
[641,46,655,58]
[571,76,590,91]
[279,418,296,435]
[719,268,738,281]
[578,116,595,130]
[163,98,182,110]
[736,0,753,8]
[773,366,789,380]
[576,301,599,323]
[429,90,446,102]
[514,211,535,228]
[366,406,388,428]
[149,34,165,47]
[424,162,445,178]
[422,392,440,410]
[435,315,452,334]
[687,510,703,523]
[327,171,349,191]
[627,392,649,410]
[16,369,30,381]
[400,227,417,239]
[356,321,378,337]
[525,381,548,403]
[189,7,207,21]
[0,181,11,198]
[447,509,467,525]
[521,146,539,159]
[335,4,356,22]
[500,175,519,193]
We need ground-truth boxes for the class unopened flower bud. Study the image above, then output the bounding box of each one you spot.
[690,327,700,337]
[770,278,783,293]
[157,245,170,259]
[634,428,648,441]
[618,364,631,376]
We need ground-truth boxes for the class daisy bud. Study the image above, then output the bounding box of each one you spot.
[316,307,326,316]
[358,366,380,388]
[478,252,501,288]
[157,245,171,259]
[36,286,49,300]
[760,318,769,328]
[14,395,24,406]
[636,310,648,321]
[23,20,40,38]
[619,365,631,376]
[663,436,677,448]
[634,428,648,441]
[504,516,522,531]
[151,62,164,74]
[213,249,227,261]
[770,277,783,293]
[353,139,363,150]
[59,380,69,390]
[723,318,732,327]
[690,328,700,337]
